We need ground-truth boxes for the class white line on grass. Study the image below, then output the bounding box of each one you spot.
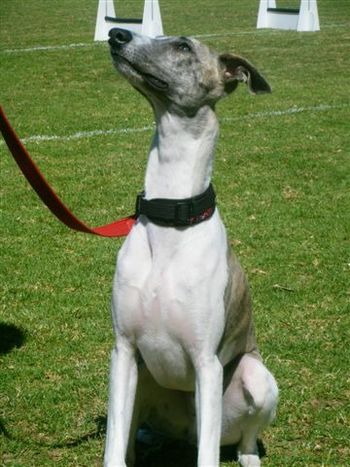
[2,42,101,54]
[222,103,349,123]
[18,125,155,144]
[2,23,348,54]
[0,103,347,146]
[194,23,350,39]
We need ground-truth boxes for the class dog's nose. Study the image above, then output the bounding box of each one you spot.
[108,28,133,47]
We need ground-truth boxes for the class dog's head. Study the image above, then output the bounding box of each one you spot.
[108,28,271,115]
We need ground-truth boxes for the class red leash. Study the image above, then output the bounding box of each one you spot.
[0,106,135,237]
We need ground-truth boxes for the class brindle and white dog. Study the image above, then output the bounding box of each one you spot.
[104,28,278,467]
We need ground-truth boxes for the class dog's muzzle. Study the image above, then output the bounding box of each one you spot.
[108,29,169,92]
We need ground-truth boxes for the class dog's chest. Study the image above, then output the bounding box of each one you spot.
[113,218,228,389]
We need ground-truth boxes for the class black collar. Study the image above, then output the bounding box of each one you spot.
[135,183,216,227]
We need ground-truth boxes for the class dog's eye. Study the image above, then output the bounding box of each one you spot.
[176,42,192,53]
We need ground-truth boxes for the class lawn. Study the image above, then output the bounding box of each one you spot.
[0,0,349,466]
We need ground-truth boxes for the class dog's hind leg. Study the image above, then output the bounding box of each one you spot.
[104,338,138,467]
[221,354,278,467]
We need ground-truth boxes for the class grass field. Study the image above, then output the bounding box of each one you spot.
[1,0,349,465]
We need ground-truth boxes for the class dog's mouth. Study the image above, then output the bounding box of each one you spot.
[142,73,168,91]
[111,52,169,91]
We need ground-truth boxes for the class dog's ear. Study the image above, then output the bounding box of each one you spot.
[219,53,271,95]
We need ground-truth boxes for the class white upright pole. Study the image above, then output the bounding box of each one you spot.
[257,0,276,29]
[142,0,164,37]
[297,0,320,32]
[94,0,116,42]
[94,0,164,41]
[257,0,320,32]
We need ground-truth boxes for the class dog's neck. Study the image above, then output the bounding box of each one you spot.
[144,105,219,200]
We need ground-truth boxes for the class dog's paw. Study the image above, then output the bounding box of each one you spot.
[238,453,261,467]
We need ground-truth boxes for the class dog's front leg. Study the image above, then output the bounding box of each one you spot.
[104,338,138,467]
[195,355,223,467]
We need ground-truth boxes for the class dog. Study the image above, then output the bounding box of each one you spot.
[104,28,278,467]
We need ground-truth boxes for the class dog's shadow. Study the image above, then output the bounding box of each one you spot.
[2,411,263,466]
[91,418,264,466]
[134,436,266,467]
[134,438,242,467]
[135,437,198,467]
[0,322,26,354]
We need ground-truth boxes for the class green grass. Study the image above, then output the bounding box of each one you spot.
[0,0,349,465]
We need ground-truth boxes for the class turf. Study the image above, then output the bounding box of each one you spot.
[0,0,349,465]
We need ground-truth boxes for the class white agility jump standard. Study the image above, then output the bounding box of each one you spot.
[257,0,320,32]
[94,0,163,41]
